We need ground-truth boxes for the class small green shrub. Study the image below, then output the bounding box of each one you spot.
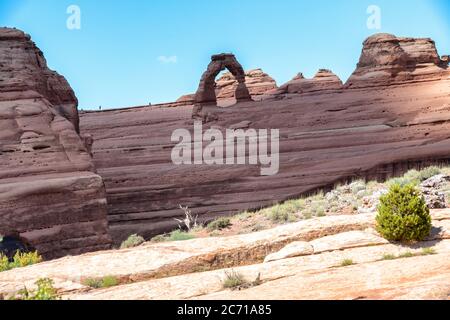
[266,205,296,223]
[12,278,60,300]
[340,259,354,267]
[0,251,42,272]
[382,254,396,260]
[207,218,232,231]
[168,230,196,242]
[421,247,437,256]
[398,251,415,258]
[0,254,9,272]
[10,251,42,268]
[376,184,432,242]
[151,234,167,243]
[222,270,248,290]
[120,234,145,249]
[83,276,119,289]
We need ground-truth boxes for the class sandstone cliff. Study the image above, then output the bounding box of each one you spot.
[0,28,111,259]
[80,34,450,244]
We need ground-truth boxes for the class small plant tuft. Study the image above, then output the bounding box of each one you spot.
[83,276,119,289]
[0,251,42,272]
[222,270,249,290]
[398,251,415,258]
[382,253,396,260]
[339,259,354,267]
[207,218,232,231]
[120,234,145,249]
[421,247,437,256]
[168,230,196,242]
[11,278,60,300]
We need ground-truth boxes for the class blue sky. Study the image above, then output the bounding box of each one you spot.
[1,0,449,109]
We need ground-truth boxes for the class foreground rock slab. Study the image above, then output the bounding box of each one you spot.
[0,213,376,296]
[1,210,449,300]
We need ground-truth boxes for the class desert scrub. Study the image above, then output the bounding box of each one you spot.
[169,230,196,241]
[421,247,437,256]
[339,259,354,267]
[388,167,442,187]
[207,217,232,231]
[120,234,145,249]
[376,184,432,242]
[11,278,60,300]
[397,251,415,258]
[382,253,397,260]
[0,251,42,272]
[265,205,297,223]
[418,166,442,181]
[222,270,249,290]
[83,276,119,289]
[150,230,196,242]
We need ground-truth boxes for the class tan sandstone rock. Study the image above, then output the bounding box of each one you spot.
[0,28,111,259]
[264,241,313,263]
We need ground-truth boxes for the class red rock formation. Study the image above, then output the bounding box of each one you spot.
[346,33,448,88]
[80,34,450,244]
[271,69,343,95]
[0,28,111,259]
[195,54,252,105]
[216,68,277,99]
[0,28,80,133]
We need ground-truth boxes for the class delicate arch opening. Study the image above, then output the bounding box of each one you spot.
[195,53,252,106]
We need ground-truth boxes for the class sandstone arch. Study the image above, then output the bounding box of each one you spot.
[195,53,252,105]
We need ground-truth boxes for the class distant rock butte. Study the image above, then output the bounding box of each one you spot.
[0,28,111,259]
[346,33,449,88]
[270,69,343,95]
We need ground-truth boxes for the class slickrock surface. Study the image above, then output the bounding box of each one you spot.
[0,210,448,300]
[0,28,111,259]
[80,34,450,242]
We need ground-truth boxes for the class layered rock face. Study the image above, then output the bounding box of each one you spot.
[346,33,449,88]
[271,69,343,95]
[215,68,277,99]
[0,28,80,132]
[80,34,450,244]
[0,28,111,259]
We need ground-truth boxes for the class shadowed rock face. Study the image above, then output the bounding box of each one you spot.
[0,28,111,259]
[195,54,252,105]
[80,34,450,244]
